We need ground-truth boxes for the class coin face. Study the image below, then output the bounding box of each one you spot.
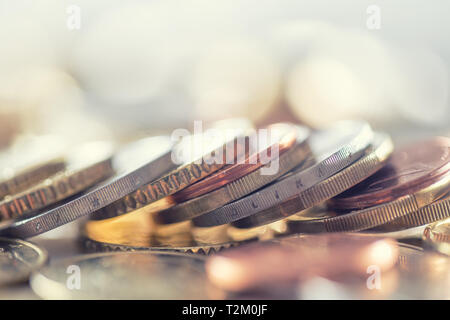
[0,136,175,238]
[31,252,220,299]
[423,218,450,256]
[0,237,47,286]
[331,136,450,210]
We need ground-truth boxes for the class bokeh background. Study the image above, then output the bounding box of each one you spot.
[0,0,449,146]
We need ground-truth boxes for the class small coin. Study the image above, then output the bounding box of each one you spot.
[287,171,450,234]
[193,120,374,227]
[0,136,175,238]
[153,125,311,224]
[30,252,222,299]
[329,136,450,210]
[92,128,251,221]
[0,237,47,286]
[423,218,450,256]
[0,135,68,199]
[0,141,115,221]
[232,133,393,229]
[171,123,300,203]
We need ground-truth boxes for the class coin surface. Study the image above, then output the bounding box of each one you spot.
[92,128,251,221]
[423,218,450,255]
[0,136,175,238]
[193,120,374,227]
[153,125,311,224]
[232,133,393,229]
[0,141,115,221]
[171,123,299,203]
[0,135,67,199]
[0,237,47,286]
[30,252,221,299]
[329,136,450,210]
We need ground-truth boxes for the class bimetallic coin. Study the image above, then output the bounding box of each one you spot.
[154,126,311,224]
[329,136,450,210]
[171,123,300,203]
[92,130,251,221]
[193,120,374,227]
[31,252,222,299]
[423,218,450,256]
[233,133,393,229]
[0,141,115,221]
[0,136,175,238]
[0,135,68,199]
[0,237,47,286]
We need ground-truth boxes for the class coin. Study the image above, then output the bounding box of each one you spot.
[0,237,47,286]
[171,122,300,203]
[205,233,398,292]
[0,141,115,221]
[92,129,251,221]
[287,171,449,234]
[232,133,393,229]
[0,136,175,238]
[423,218,450,256]
[30,252,221,299]
[329,136,450,210]
[153,125,311,224]
[193,120,374,227]
[0,135,67,199]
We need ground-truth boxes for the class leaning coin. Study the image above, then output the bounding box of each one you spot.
[0,135,67,199]
[0,237,47,286]
[423,218,450,256]
[329,136,450,210]
[286,171,450,234]
[233,133,393,229]
[92,127,251,221]
[0,141,115,221]
[193,120,374,227]
[30,252,223,299]
[0,136,175,238]
[153,125,311,224]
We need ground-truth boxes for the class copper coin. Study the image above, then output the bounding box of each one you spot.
[329,136,450,210]
[170,123,301,203]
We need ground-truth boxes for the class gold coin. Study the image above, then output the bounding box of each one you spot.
[233,133,393,229]
[0,142,114,221]
[153,133,312,224]
[423,218,450,256]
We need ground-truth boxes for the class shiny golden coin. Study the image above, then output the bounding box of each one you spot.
[0,135,68,199]
[423,218,450,256]
[153,128,312,224]
[0,142,114,221]
[233,133,393,229]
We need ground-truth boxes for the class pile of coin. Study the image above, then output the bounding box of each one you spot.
[0,119,448,299]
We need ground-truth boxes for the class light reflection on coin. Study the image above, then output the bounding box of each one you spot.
[31,252,222,299]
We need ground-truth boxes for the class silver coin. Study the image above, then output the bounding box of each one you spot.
[30,251,220,299]
[193,120,374,227]
[0,136,175,238]
[0,237,47,286]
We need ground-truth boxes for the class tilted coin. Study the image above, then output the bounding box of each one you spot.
[0,136,176,238]
[205,233,398,292]
[0,141,115,221]
[193,120,374,227]
[233,133,393,229]
[171,123,300,203]
[423,218,450,256]
[0,237,47,286]
[153,125,311,224]
[0,135,67,199]
[31,252,222,299]
[329,136,450,210]
[92,128,251,221]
